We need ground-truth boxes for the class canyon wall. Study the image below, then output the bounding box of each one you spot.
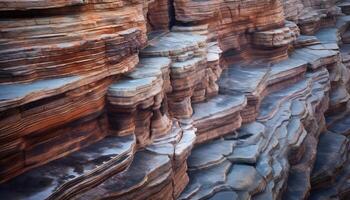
[1,0,350,199]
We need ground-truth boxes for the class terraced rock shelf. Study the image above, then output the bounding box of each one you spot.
[1,0,350,200]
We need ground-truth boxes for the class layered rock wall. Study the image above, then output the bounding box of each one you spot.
[1,0,350,200]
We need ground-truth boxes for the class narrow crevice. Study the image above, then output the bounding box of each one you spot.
[168,0,177,29]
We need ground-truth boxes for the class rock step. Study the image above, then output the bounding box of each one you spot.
[0,62,136,110]
[179,160,266,200]
[0,135,136,200]
[73,150,172,200]
[253,67,330,197]
[171,25,209,38]
[0,73,116,181]
[218,49,323,123]
[254,73,325,199]
[192,94,246,144]
[312,24,350,112]
[291,44,338,70]
[254,70,329,199]
[140,31,221,118]
[268,56,308,86]
[0,75,80,112]
[295,24,350,114]
[293,35,320,48]
[314,27,341,46]
[252,21,299,48]
[141,32,206,58]
[0,29,214,198]
[71,126,196,200]
[296,8,322,35]
[257,78,311,121]
[311,132,349,189]
[180,69,329,199]
[187,139,235,171]
[218,63,269,123]
[106,56,172,146]
[305,15,350,199]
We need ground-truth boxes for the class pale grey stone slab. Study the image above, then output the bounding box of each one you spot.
[188,139,235,170]
[0,135,135,200]
[227,164,265,192]
[192,94,246,121]
[218,65,269,95]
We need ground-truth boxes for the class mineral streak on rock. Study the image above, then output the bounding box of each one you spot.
[2,0,350,200]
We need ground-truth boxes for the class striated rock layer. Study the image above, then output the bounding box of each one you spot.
[1,0,350,200]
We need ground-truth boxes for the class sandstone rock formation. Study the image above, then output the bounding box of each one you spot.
[1,0,350,200]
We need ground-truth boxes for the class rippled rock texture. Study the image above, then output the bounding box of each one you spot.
[1,0,350,200]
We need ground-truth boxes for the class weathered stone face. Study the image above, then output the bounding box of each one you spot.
[283,0,342,34]
[1,0,350,200]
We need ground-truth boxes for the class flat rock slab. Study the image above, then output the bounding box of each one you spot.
[127,67,162,80]
[0,135,135,200]
[188,139,235,170]
[141,32,206,56]
[191,94,246,143]
[74,150,171,199]
[171,57,205,74]
[291,100,307,117]
[228,144,261,164]
[237,122,266,137]
[0,76,80,111]
[218,65,269,95]
[179,160,232,200]
[227,164,265,193]
[232,122,266,146]
[127,57,171,79]
[294,35,320,48]
[192,94,246,121]
[108,77,158,97]
[315,27,340,44]
[258,79,310,121]
[183,161,267,199]
[291,46,338,70]
[268,56,307,85]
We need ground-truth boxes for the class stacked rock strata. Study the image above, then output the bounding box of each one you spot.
[174,0,299,62]
[0,0,149,184]
[283,0,342,34]
[2,0,350,200]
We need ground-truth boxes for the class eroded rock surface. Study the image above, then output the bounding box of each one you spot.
[1,0,350,200]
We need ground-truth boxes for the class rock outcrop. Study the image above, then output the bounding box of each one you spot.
[1,0,350,200]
